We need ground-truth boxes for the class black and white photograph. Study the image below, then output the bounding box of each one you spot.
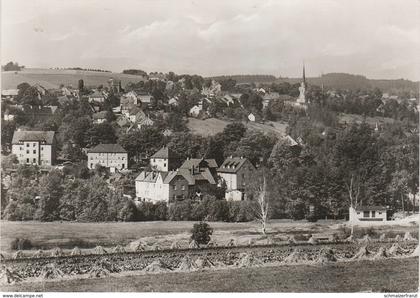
[0,0,419,295]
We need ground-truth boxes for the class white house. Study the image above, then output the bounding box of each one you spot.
[88,90,105,103]
[189,104,202,117]
[349,206,387,222]
[168,97,179,106]
[87,144,128,172]
[217,156,256,201]
[12,130,56,166]
[248,113,256,122]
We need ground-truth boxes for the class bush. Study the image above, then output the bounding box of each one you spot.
[10,238,33,250]
[168,201,192,221]
[191,222,213,245]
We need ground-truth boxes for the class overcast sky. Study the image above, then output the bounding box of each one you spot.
[1,0,419,80]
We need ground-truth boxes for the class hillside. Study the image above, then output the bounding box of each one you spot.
[1,68,146,90]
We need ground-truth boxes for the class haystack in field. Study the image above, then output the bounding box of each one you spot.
[411,245,419,257]
[207,241,217,248]
[40,263,64,279]
[177,255,197,271]
[144,259,172,273]
[266,237,274,245]
[387,243,409,256]
[189,240,200,249]
[2,267,23,284]
[403,232,416,242]
[170,241,181,250]
[248,239,256,246]
[359,235,372,243]
[351,246,371,260]
[33,250,44,258]
[287,235,297,245]
[12,251,23,259]
[308,236,318,245]
[283,249,308,264]
[71,246,81,256]
[129,240,147,252]
[150,243,161,251]
[314,248,337,263]
[94,246,107,255]
[371,247,389,260]
[51,247,63,257]
[195,256,215,269]
[236,253,263,268]
[89,260,117,278]
[379,233,386,242]
[112,245,125,253]
[226,239,236,247]
[394,234,402,242]
[344,235,354,243]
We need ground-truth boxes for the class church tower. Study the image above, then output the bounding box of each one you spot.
[303,63,306,87]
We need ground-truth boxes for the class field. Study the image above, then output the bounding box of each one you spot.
[338,113,396,126]
[1,219,417,253]
[187,117,287,137]
[2,258,418,292]
[1,68,144,90]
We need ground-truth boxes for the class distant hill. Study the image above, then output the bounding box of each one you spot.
[1,68,146,90]
[209,73,418,94]
[277,73,419,94]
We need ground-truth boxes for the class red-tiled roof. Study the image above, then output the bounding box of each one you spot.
[88,143,127,153]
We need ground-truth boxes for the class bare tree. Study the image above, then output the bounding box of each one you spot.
[249,176,270,235]
[345,173,361,236]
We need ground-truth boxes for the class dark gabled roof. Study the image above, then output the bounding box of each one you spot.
[355,206,387,211]
[180,158,218,169]
[151,146,178,159]
[218,157,254,173]
[12,131,55,144]
[88,143,127,153]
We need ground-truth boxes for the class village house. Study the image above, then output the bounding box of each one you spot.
[248,113,256,122]
[121,91,141,113]
[11,130,57,166]
[135,148,218,203]
[217,156,256,201]
[189,102,203,117]
[88,90,106,103]
[349,206,387,222]
[3,109,16,121]
[1,89,19,101]
[92,111,108,124]
[108,78,122,93]
[87,144,128,172]
[138,93,153,106]
[168,97,179,106]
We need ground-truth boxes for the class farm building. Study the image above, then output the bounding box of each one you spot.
[349,206,387,222]
[87,144,128,172]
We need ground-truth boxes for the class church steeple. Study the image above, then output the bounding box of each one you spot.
[302,63,306,86]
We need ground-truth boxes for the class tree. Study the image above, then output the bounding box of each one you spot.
[190,222,213,246]
[248,175,270,234]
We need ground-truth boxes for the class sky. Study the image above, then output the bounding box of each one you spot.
[1,0,419,80]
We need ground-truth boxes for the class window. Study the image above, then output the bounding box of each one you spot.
[174,185,177,190]
[363,211,370,218]
[20,147,23,151]
[33,150,36,154]
[371,211,376,218]
[164,163,167,168]
[122,164,125,169]
[26,150,29,154]
[26,143,29,147]
[33,158,36,163]
[33,143,36,147]
[357,212,361,215]
[181,185,185,190]
[41,147,44,151]
[26,158,29,163]
[378,212,382,215]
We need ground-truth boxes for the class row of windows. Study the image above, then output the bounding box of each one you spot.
[173,185,186,191]
[357,211,383,218]
[20,146,44,151]
[90,155,125,160]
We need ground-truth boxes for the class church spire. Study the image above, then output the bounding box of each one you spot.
[302,62,306,86]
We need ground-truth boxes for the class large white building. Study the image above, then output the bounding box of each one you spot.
[11,131,57,166]
[217,156,256,201]
[87,144,128,172]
